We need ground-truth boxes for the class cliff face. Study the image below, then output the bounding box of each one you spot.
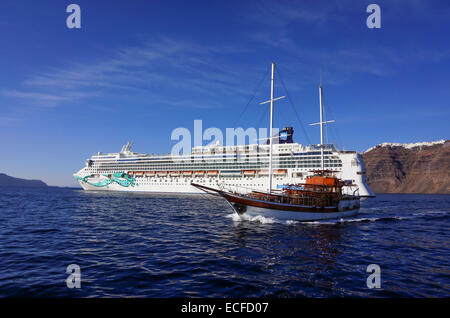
[0,173,48,188]
[362,140,450,194]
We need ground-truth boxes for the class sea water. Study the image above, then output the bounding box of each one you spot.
[0,187,448,297]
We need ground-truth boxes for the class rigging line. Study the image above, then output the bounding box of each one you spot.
[276,107,291,131]
[198,190,226,209]
[204,196,227,211]
[232,68,270,129]
[274,64,312,145]
[322,98,329,145]
[322,92,342,148]
[255,100,270,133]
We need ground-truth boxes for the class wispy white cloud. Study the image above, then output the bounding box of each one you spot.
[245,0,332,27]
[9,36,255,112]
[4,2,449,120]
[0,116,20,123]
[0,89,100,108]
[1,90,69,102]
[241,0,450,81]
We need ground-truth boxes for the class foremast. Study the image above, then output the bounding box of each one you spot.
[260,62,285,193]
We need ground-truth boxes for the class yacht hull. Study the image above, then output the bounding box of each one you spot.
[242,205,359,221]
[192,183,360,222]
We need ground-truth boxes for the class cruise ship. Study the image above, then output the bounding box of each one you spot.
[73,127,375,197]
[74,61,374,197]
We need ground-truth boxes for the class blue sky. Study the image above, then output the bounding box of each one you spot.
[0,0,449,186]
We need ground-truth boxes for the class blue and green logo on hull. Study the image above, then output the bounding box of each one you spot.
[76,172,137,188]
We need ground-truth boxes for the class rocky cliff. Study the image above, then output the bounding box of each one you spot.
[0,173,48,188]
[362,140,450,194]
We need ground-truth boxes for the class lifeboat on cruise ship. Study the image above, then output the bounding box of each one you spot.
[127,171,135,176]
[145,171,155,177]
[170,171,180,176]
[273,169,287,175]
[157,171,168,176]
[258,170,269,175]
[220,170,241,176]
[183,171,193,175]
[243,170,256,175]
[207,170,219,175]
[194,171,205,176]
[135,171,144,176]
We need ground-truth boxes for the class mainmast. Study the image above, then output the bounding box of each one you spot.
[260,62,285,193]
[319,85,324,171]
[269,62,275,194]
[310,85,334,173]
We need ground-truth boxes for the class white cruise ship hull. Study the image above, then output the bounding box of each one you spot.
[77,179,204,194]
[76,171,374,197]
[74,141,375,197]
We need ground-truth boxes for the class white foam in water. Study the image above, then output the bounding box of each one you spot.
[227,213,387,225]
[343,217,378,223]
[226,213,279,224]
[302,221,322,225]
[247,215,278,224]
[226,213,242,222]
[303,216,397,225]
[226,213,326,226]
[226,210,448,226]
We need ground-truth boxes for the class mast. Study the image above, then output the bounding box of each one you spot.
[319,85,324,171]
[309,85,335,174]
[260,62,285,194]
[269,62,275,193]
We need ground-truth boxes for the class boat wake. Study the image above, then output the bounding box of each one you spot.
[226,213,278,224]
[226,210,449,226]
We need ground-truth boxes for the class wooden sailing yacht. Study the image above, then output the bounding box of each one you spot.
[192,62,360,221]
